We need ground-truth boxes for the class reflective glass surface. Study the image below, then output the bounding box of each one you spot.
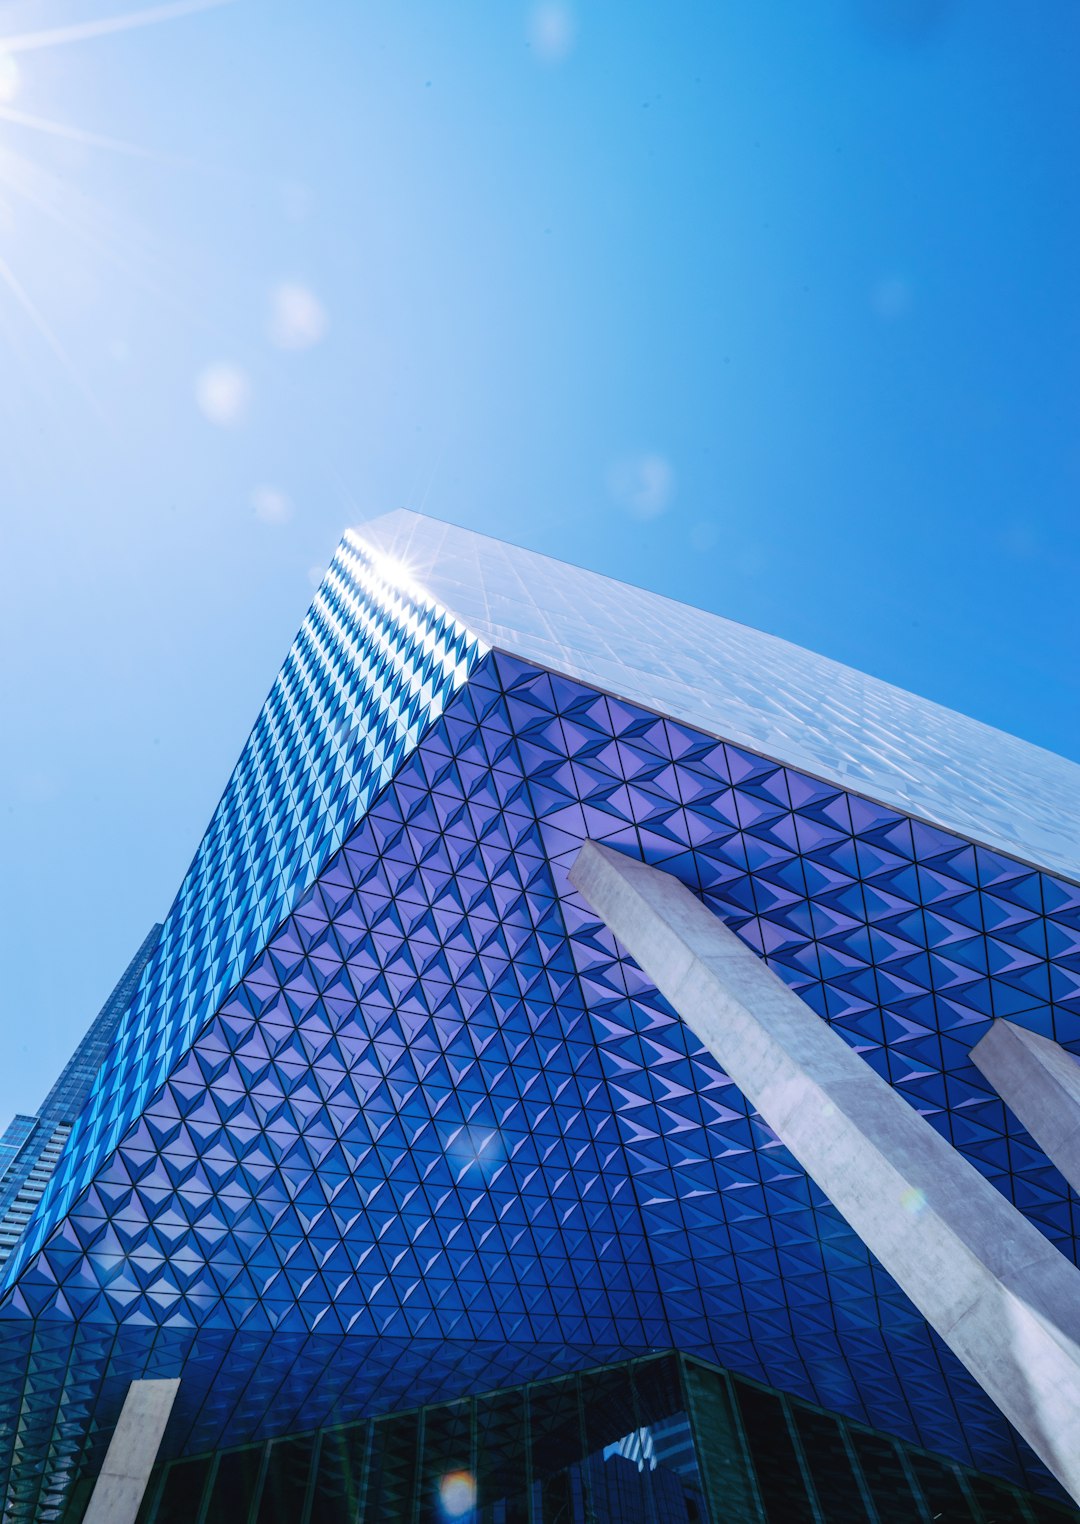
[358,509,1080,883]
[2,537,484,1295]
[2,519,1080,1518]
[140,1353,1073,1524]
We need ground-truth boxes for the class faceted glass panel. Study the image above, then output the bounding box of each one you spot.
[3,522,1080,1517]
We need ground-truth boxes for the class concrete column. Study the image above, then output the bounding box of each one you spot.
[569,840,1080,1504]
[82,1377,180,1524]
[971,1019,1080,1195]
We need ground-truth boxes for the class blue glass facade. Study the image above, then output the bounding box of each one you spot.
[2,514,1079,1519]
[2,537,484,1295]
[0,925,160,1269]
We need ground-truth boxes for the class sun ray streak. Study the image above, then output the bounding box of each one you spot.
[0,251,106,418]
[0,103,168,160]
[0,0,236,56]
[0,153,167,296]
[0,151,224,337]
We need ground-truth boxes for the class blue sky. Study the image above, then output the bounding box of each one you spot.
[1,0,1078,1116]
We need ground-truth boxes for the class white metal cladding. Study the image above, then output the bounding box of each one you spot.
[353,509,1080,883]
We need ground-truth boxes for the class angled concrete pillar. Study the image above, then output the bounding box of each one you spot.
[569,840,1080,1504]
[971,1019,1080,1196]
[82,1377,179,1524]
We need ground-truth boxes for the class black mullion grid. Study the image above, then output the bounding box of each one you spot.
[678,1354,765,1524]
[779,1389,827,1524]
[832,1417,882,1524]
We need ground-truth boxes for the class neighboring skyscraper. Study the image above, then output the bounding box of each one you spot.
[0,926,160,1269]
[1,511,1079,1522]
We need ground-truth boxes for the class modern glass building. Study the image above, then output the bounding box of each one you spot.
[2,509,1080,1522]
[0,926,160,1270]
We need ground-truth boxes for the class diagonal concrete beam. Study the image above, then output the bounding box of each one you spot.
[971,1019,1080,1196]
[569,840,1080,1504]
[82,1378,180,1524]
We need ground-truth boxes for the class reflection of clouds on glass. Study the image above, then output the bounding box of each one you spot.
[871,275,913,321]
[528,2,576,63]
[0,52,21,103]
[195,362,249,425]
[268,281,327,350]
[607,452,675,520]
[251,484,292,525]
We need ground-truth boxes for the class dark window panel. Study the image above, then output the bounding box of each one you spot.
[578,1365,636,1457]
[529,1377,583,1485]
[540,1466,576,1524]
[967,1475,1034,1524]
[151,1457,212,1524]
[908,1451,980,1522]
[420,1399,473,1524]
[733,1380,814,1524]
[792,1407,873,1524]
[203,1446,265,1523]
[848,1431,926,1524]
[361,1413,418,1524]
[475,1387,529,1524]
[255,1434,315,1524]
[308,1425,368,1524]
[680,1363,759,1524]
[1025,1495,1080,1524]
[632,1356,686,1434]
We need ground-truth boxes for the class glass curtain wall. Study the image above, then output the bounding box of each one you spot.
[132,1353,1079,1524]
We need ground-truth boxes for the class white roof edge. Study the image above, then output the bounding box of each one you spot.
[350,508,1080,884]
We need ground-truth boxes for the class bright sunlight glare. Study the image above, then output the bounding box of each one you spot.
[0,0,235,403]
[0,52,20,103]
[0,0,235,57]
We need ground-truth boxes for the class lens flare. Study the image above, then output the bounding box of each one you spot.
[250,485,292,525]
[268,281,327,350]
[195,362,250,426]
[438,1470,476,1519]
[529,3,576,62]
[606,452,675,521]
[0,52,20,102]
[900,1187,927,1217]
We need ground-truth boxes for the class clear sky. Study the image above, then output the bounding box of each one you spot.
[1,0,1078,1120]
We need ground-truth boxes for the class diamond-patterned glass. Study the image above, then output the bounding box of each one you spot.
[2,521,1079,1519]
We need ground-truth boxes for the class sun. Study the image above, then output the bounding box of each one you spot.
[0,0,234,391]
